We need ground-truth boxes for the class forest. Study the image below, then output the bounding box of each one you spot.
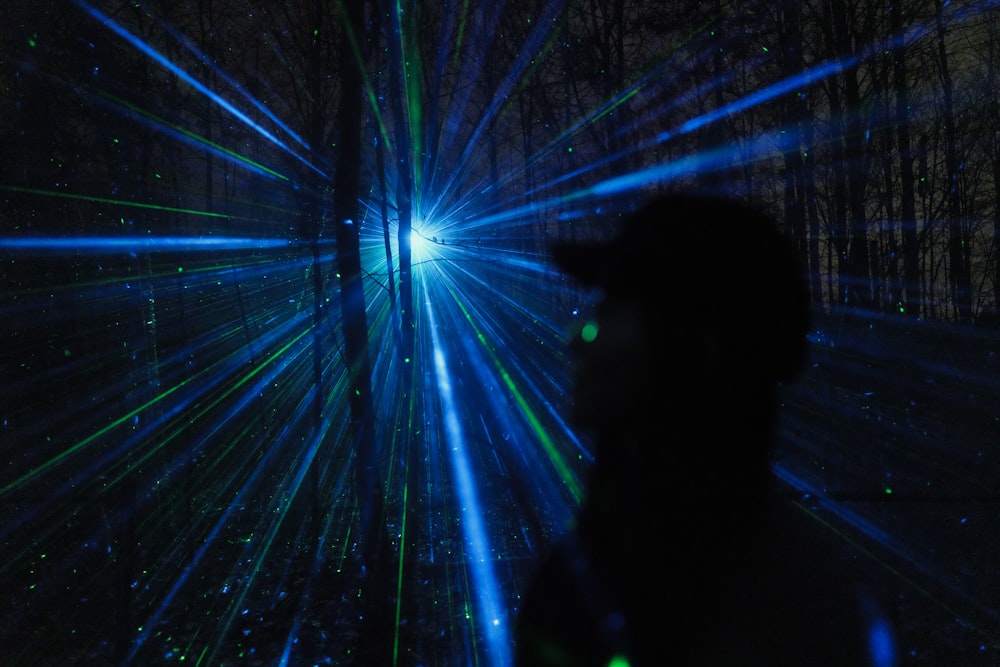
[2,0,1000,665]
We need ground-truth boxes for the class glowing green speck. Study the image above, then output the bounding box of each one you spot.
[28,38,36,47]
[581,321,599,343]
[885,487,893,495]
[607,655,631,667]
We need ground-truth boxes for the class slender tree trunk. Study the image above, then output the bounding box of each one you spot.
[821,0,851,309]
[374,30,396,306]
[833,0,872,311]
[334,0,378,537]
[333,2,391,663]
[779,0,809,276]
[877,58,899,314]
[934,0,972,323]
[386,0,414,357]
[990,14,1000,325]
[804,116,823,309]
[303,0,327,538]
[892,2,921,319]
[993,145,1000,324]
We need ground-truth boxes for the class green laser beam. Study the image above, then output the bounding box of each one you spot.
[0,184,231,219]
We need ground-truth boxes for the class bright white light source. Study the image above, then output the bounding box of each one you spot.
[410,228,427,253]
[410,226,438,261]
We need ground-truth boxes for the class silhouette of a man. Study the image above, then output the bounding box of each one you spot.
[515,193,896,666]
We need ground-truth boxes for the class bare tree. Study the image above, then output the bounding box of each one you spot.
[934,0,973,323]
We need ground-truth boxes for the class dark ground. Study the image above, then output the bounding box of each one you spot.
[774,311,1000,665]
[3,309,999,666]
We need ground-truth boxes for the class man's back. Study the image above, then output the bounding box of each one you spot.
[515,489,894,666]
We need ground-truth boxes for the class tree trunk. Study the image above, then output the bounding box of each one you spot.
[821,0,851,308]
[386,0,415,358]
[935,0,972,323]
[373,19,396,307]
[834,0,873,311]
[333,0,379,536]
[892,1,921,319]
[779,0,809,277]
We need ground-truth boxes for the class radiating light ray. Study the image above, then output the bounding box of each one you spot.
[528,57,850,198]
[124,307,353,663]
[520,85,643,195]
[426,1,504,200]
[89,90,291,182]
[773,460,1000,630]
[402,240,583,563]
[196,428,324,667]
[425,0,572,211]
[473,31,739,203]
[0,184,234,219]
[72,0,328,179]
[421,0,464,195]
[0,235,291,251]
[277,465,354,667]
[154,13,309,152]
[0,310,312,543]
[519,2,993,206]
[515,20,739,199]
[5,2,1000,665]
[439,271,583,504]
[422,271,512,667]
[427,128,811,237]
[588,129,791,196]
[336,0,395,159]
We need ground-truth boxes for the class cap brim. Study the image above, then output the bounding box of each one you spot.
[550,241,612,286]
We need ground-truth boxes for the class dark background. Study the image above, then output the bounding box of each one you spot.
[2,1,999,665]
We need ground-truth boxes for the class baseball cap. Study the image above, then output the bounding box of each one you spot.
[550,193,810,381]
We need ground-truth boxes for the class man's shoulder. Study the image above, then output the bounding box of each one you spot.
[514,534,624,667]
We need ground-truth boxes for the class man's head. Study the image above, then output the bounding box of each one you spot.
[551,193,810,441]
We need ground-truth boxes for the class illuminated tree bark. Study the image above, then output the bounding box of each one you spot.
[385,0,415,357]
[332,2,394,662]
[331,0,378,533]
[375,75,396,306]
